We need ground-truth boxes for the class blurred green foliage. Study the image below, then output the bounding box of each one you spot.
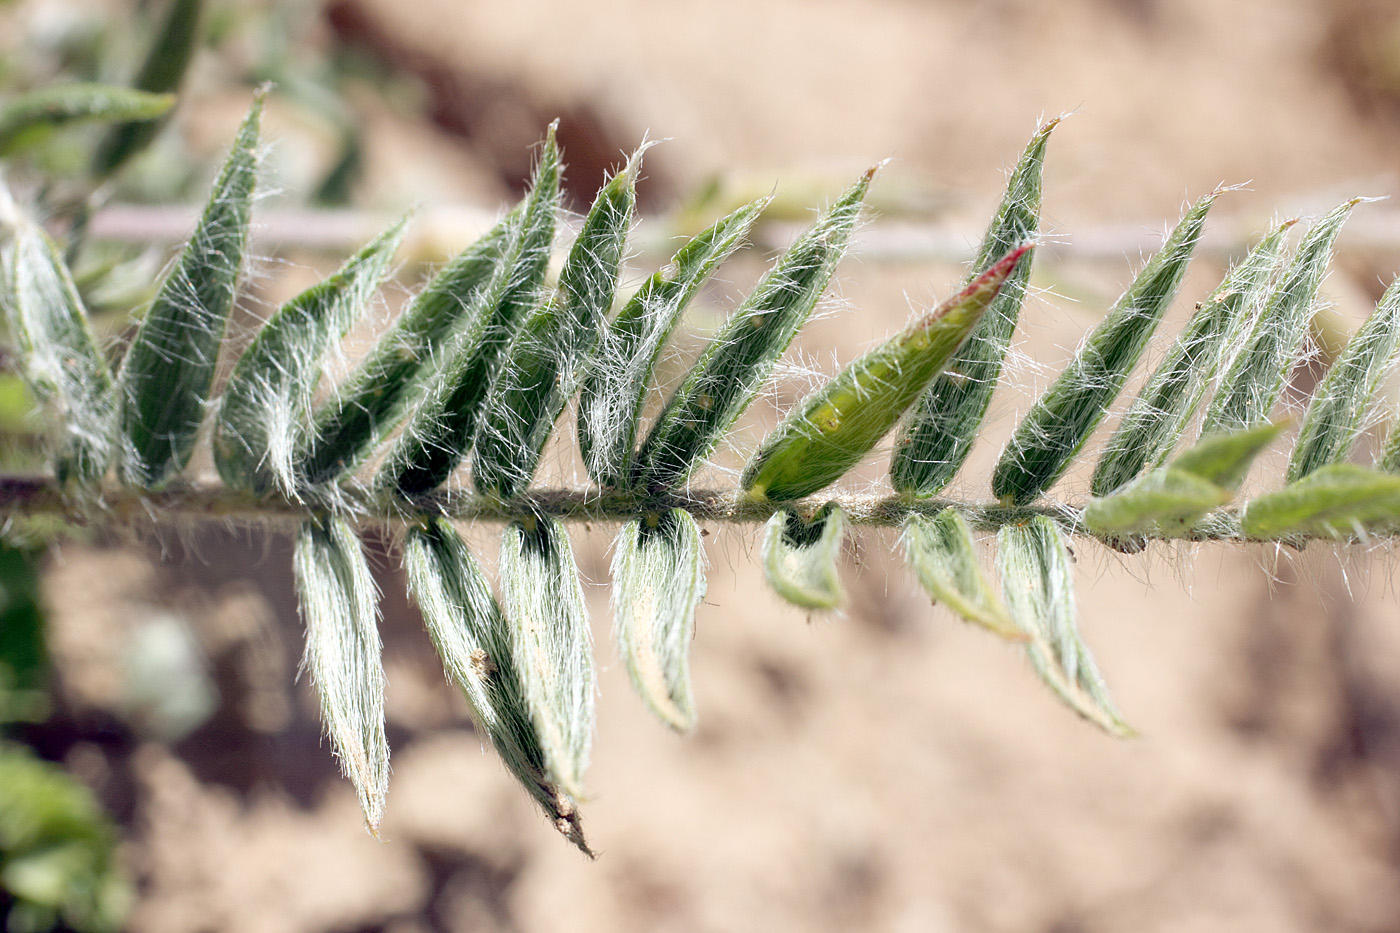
[0,545,130,933]
[0,744,130,933]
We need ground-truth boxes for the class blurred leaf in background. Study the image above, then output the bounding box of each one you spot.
[0,744,131,933]
[0,545,46,728]
[0,542,131,932]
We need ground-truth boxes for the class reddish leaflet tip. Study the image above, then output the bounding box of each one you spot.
[984,240,1034,277]
[958,241,1033,302]
[904,242,1032,335]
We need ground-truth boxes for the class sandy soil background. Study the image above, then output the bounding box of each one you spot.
[12,0,1400,930]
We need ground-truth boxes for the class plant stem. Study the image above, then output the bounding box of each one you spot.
[0,474,1287,543]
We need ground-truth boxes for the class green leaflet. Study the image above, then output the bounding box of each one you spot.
[890,118,1055,496]
[761,502,847,610]
[0,84,175,158]
[1090,220,1292,497]
[1288,275,1400,481]
[466,148,643,500]
[1241,463,1400,539]
[304,129,559,486]
[375,134,566,499]
[902,509,1020,640]
[743,245,1031,502]
[117,90,262,489]
[0,543,47,727]
[403,519,591,855]
[91,0,202,177]
[1084,422,1284,536]
[299,214,517,484]
[1202,199,1361,437]
[1084,469,1230,537]
[991,193,1215,506]
[214,217,407,495]
[0,744,131,932]
[1172,420,1285,488]
[997,516,1131,736]
[499,515,595,799]
[612,508,707,732]
[579,198,769,489]
[2,220,115,485]
[633,167,875,493]
[293,515,387,834]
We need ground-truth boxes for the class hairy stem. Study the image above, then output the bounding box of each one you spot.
[0,475,1291,542]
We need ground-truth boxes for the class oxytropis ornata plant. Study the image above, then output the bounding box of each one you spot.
[6,90,1400,856]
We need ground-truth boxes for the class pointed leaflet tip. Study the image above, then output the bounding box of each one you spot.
[1089,218,1292,498]
[1173,420,1287,489]
[1202,197,1361,437]
[377,134,571,499]
[215,215,409,494]
[1287,273,1400,482]
[743,243,1032,503]
[303,133,558,485]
